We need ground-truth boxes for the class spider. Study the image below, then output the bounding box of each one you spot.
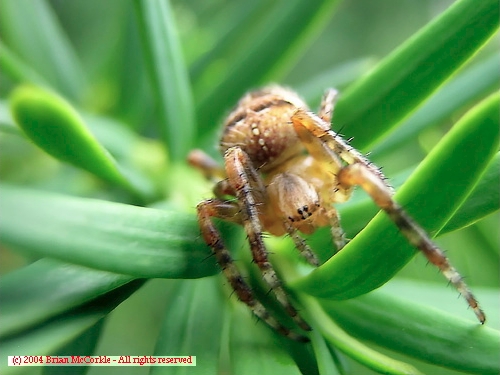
[188,85,485,342]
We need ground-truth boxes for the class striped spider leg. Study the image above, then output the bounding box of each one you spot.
[192,148,312,342]
[291,106,486,325]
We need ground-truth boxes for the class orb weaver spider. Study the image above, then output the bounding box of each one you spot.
[188,85,485,342]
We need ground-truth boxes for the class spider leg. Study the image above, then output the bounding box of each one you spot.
[292,109,388,187]
[224,146,312,332]
[291,110,486,324]
[188,149,226,181]
[338,163,485,323]
[197,198,309,342]
[318,88,339,124]
[283,221,319,266]
[187,149,237,198]
[282,206,346,265]
[327,207,348,252]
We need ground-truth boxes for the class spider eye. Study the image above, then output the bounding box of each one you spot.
[268,173,319,223]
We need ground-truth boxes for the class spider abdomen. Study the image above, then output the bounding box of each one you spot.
[219,87,307,172]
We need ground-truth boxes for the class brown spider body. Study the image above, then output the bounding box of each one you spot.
[219,87,348,238]
[220,87,306,172]
[188,86,485,342]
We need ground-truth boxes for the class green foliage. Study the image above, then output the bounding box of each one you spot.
[0,0,498,374]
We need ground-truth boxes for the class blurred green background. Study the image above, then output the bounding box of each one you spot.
[0,0,498,374]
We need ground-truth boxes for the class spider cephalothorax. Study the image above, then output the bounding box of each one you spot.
[188,86,485,342]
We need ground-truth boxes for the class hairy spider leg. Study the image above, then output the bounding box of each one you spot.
[188,148,321,266]
[280,205,345,265]
[327,208,348,252]
[187,149,236,198]
[196,199,309,342]
[291,110,486,324]
[319,88,339,124]
[190,148,313,340]
[187,149,226,181]
[294,108,389,187]
[318,88,355,251]
[283,221,320,266]
[289,89,350,253]
[224,146,312,332]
